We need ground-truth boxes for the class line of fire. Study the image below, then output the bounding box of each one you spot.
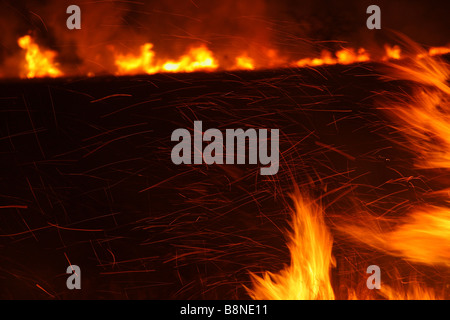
[0,0,449,300]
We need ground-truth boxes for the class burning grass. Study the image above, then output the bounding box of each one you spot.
[0,37,449,299]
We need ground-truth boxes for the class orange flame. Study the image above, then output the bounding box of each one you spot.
[13,35,450,78]
[428,47,450,57]
[296,48,370,67]
[235,54,255,70]
[340,206,450,267]
[115,43,159,75]
[115,43,218,75]
[296,47,377,68]
[381,281,443,300]
[17,35,63,78]
[247,189,335,300]
[380,45,450,170]
[247,188,447,300]
[337,43,450,267]
[248,45,450,300]
[383,44,402,60]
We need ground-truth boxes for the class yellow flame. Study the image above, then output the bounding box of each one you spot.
[15,35,450,77]
[247,189,335,300]
[17,35,63,78]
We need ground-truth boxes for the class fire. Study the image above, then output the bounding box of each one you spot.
[247,189,335,300]
[296,47,374,68]
[17,35,63,78]
[115,43,159,75]
[10,35,450,78]
[383,44,402,60]
[235,54,255,70]
[381,284,442,300]
[115,43,218,75]
[380,271,444,300]
[380,45,450,170]
[334,42,450,270]
[247,187,448,300]
[163,46,218,73]
[429,47,450,57]
[336,48,370,64]
[296,50,336,67]
[7,33,450,300]
[340,206,450,267]
[248,42,450,300]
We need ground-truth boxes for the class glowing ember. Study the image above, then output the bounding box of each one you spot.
[17,35,63,78]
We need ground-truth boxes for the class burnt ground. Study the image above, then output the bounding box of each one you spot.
[0,60,448,299]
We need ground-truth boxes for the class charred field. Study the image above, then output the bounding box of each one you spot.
[1,58,449,299]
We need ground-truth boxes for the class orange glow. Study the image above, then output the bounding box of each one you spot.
[17,35,63,78]
[115,43,159,75]
[383,44,402,60]
[12,36,450,78]
[235,54,255,70]
[429,46,450,56]
[9,32,450,300]
[247,189,335,300]
[336,48,370,64]
[381,282,443,300]
[296,48,370,68]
